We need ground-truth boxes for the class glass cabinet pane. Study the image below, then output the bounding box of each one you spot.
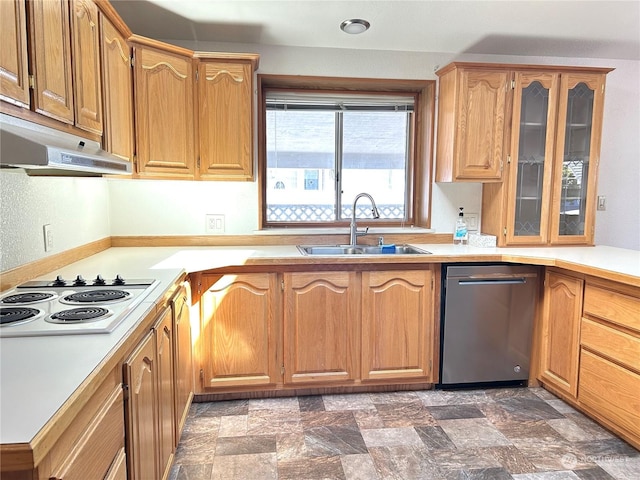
[558,82,594,236]
[514,81,550,236]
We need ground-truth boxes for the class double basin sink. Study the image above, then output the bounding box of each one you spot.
[297,244,431,256]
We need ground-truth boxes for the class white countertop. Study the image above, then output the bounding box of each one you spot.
[1,243,639,447]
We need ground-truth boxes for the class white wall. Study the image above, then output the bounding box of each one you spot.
[1,44,638,272]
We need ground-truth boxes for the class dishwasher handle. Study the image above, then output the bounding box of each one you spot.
[457,277,529,285]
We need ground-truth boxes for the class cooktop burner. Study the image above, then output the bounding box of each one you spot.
[61,290,130,304]
[0,307,42,325]
[0,292,57,304]
[48,307,111,324]
[0,274,158,337]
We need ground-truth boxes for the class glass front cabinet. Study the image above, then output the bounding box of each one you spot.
[475,64,611,246]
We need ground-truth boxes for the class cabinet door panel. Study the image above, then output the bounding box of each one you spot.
[100,15,134,160]
[124,331,158,480]
[550,73,606,245]
[456,69,508,180]
[70,0,102,134]
[172,286,193,446]
[506,72,558,245]
[134,46,195,178]
[284,272,359,384]
[201,273,278,388]
[0,0,30,107]
[362,270,433,381]
[198,61,254,180]
[155,309,175,480]
[539,271,582,397]
[29,0,74,123]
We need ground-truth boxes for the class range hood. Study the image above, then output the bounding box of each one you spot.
[0,114,131,177]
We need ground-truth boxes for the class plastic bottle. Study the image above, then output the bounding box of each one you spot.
[453,207,468,245]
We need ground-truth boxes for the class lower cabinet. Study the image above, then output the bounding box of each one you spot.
[172,284,194,445]
[538,270,583,398]
[198,268,437,392]
[283,271,359,384]
[362,270,434,381]
[200,273,279,388]
[124,302,192,480]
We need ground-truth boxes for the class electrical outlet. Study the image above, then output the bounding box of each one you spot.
[205,214,225,234]
[43,224,53,252]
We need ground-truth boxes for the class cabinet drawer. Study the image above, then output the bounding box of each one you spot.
[578,349,640,442]
[583,285,640,333]
[581,318,640,372]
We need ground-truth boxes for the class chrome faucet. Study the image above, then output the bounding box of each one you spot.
[349,193,380,246]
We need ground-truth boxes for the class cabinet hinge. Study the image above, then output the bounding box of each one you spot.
[130,55,134,68]
[122,383,129,401]
[430,277,434,291]
[196,69,199,81]
[602,84,605,93]
[28,75,35,89]
[281,365,285,375]
[281,281,285,291]
[507,155,512,164]
[200,369,204,381]
[133,155,138,174]
[510,79,515,89]
[196,157,200,169]
[503,227,507,236]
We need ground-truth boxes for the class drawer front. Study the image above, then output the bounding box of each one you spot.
[578,349,640,441]
[583,285,640,333]
[581,318,640,372]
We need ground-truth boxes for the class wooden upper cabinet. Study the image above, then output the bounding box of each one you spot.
[100,14,134,161]
[283,272,359,385]
[361,269,434,381]
[133,42,195,178]
[70,0,102,134]
[28,0,74,123]
[539,270,583,398]
[196,55,259,180]
[0,0,30,108]
[436,64,509,182]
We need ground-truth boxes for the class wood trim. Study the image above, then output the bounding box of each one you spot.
[193,51,259,70]
[93,0,132,38]
[436,62,614,77]
[0,237,111,291]
[128,34,193,57]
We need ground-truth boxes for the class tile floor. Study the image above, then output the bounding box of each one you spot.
[169,387,639,480]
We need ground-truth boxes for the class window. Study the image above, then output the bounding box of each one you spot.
[258,76,435,229]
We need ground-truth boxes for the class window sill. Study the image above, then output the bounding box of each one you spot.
[253,227,435,236]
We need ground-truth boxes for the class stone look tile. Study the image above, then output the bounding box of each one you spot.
[172,388,639,480]
[340,453,381,480]
[211,452,277,480]
[439,418,512,449]
[360,427,424,448]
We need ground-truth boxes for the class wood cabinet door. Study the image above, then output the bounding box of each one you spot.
[124,331,158,480]
[454,68,509,180]
[361,270,434,381]
[549,73,606,246]
[0,0,30,107]
[100,14,134,161]
[539,270,583,398]
[197,60,254,180]
[172,285,193,446]
[201,273,278,388]
[505,72,559,245]
[154,309,175,480]
[70,0,102,134]
[134,45,195,178]
[283,272,359,384]
[29,0,74,123]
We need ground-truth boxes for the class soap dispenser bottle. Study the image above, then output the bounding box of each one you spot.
[453,207,468,245]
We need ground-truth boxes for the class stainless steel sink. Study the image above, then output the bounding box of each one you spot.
[297,244,431,256]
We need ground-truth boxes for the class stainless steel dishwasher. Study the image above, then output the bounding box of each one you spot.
[438,264,539,388]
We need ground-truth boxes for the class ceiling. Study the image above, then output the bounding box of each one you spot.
[111,0,640,61]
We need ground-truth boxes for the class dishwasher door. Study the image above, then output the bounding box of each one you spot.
[439,264,539,388]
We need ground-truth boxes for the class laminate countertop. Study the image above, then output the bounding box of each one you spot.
[1,244,638,447]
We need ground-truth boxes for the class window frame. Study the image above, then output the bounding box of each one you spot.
[257,74,436,230]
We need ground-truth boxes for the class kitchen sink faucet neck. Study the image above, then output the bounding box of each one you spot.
[350,193,380,247]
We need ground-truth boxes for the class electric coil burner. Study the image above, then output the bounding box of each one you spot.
[0,275,158,337]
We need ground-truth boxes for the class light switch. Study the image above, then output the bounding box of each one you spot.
[597,196,606,211]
